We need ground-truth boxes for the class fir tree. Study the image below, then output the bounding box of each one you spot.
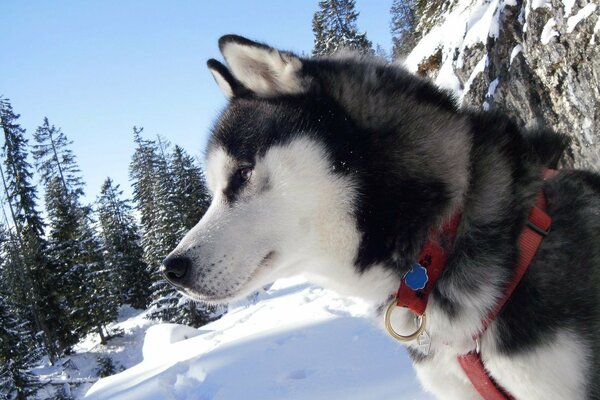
[32,117,83,195]
[169,145,216,325]
[33,117,118,345]
[0,216,28,319]
[96,178,151,309]
[77,213,120,344]
[312,0,373,56]
[129,127,162,270]
[390,0,420,59]
[129,128,215,327]
[0,294,41,400]
[130,129,180,321]
[0,97,65,361]
[170,145,210,230]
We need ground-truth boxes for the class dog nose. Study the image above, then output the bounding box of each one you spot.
[162,255,191,286]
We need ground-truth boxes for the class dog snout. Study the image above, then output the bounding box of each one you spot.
[161,255,192,287]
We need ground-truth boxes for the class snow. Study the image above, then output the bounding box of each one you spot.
[531,0,552,9]
[84,277,433,400]
[142,324,201,361]
[566,3,597,33]
[562,0,577,17]
[541,18,559,44]
[509,44,523,65]
[483,78,500,111]
[463,0,501,45]
[593,18,600,44]
[32,306,158,399]
[436,57,463,93]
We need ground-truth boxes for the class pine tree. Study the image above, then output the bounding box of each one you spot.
[130,128,216,327]
[130,129,179,321]
[0,215,28,319]
[96,178,151,309]
[312,7,329,57]
[32,118,83,195]
[169,145,216,325]
[312,0,373,56]
[129,127,163,270]
[0,97,65,361]
[390,0,420,59]
[77,212,120,344]
[170,145,210,230]
[0,294,41,400]
[33,117,118,345]
[0,231,42,397]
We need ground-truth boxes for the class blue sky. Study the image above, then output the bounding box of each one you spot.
[1,1,393,204]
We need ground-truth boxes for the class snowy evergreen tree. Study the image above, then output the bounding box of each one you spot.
[0,97,66,361]
[129,127,163,270]
[77,213,120,344]
[169,145,217,325]
[390,0,420,59]
[0,218,29,320]
[312,0,373,56]
[32,118,83,195]
[130,128,216,327]
[33,117,118,345]
[170,145,211,230]
[130,129,181,322]
[0,294,41,400]
[96,178,151,309]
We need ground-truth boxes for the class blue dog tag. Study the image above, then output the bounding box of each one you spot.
[404,263,429,290]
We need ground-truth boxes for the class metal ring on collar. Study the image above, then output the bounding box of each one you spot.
[384,299,426,342]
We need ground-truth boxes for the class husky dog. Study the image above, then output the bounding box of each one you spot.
[163,35,600,399]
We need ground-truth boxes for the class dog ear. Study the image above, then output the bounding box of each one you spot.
[218,34,309,97]
[207,59,249,98]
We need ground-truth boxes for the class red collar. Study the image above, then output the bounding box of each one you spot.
[394,210,461,316]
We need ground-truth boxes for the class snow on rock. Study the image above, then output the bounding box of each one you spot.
[404,0,515,99]
[142,324,202,361]
[541,17,559,44]
[405,0,599,170]
[460,54,488,103]
[483,78,500,111]
[509,44,523,65]
[593,18,600,44]
[85,277,433,400]
[566,3,597,33]
[531,0,552,9]
[562,0,577,17]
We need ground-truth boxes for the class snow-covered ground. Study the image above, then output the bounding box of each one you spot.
[32,305,157,399]
[83,277,432,400]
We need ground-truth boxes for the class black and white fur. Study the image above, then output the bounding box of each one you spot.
[163,35,600,399]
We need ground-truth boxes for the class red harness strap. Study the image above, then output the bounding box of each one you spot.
[457,179,553,400]
[393,171,555,400]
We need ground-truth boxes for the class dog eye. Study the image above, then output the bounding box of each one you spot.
[239,167,253,183]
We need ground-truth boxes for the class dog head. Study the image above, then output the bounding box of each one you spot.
[162,35,366,303]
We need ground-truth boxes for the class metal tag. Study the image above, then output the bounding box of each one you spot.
[416,330,431,356]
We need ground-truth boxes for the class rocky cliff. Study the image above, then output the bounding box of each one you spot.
[404,0,599,169]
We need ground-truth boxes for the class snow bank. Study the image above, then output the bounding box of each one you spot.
[85,277,433,400]
[142,324,201,361]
